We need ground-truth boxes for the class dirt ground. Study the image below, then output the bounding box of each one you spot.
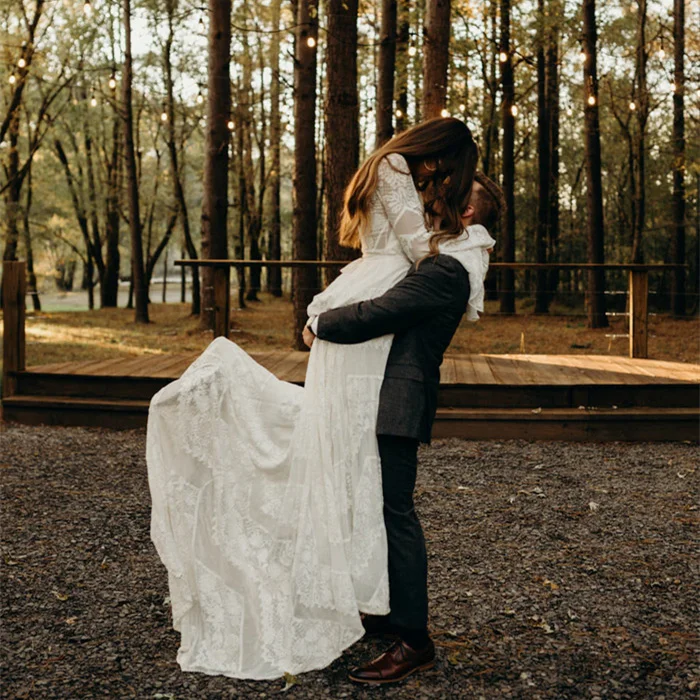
[1,295,698,372]
[1,424,698,699]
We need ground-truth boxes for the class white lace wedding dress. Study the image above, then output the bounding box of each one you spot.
[146,153,496,680]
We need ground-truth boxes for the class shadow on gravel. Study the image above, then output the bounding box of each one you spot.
[1,424,698,699]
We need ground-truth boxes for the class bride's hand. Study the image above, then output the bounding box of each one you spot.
[303,326,315,348]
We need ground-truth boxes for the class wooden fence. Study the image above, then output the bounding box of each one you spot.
[175,260,685,359]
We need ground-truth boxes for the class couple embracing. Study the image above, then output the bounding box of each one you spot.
[146,117,504,685]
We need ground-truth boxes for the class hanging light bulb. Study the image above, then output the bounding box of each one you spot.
[196,91,204,105]
[658,48,665,59]
[499,51,507,63]
[227,118,234,131]
[9,73,17,85]
[90,93,98,107]
[629,101,636,111]
[579,51,587,63]
[587,94,596,106]
[306,36,316,48]
[160,108,168,122]
[18,57,26,69]
[198,15,205,32]
[459,103,466,113]
[408,45,417,57]
[395,108,403,118]
[511,104,518,117]
[566,107,573,116]
[108,74,117,90]
[83,1,92,17]
[440,108,449,118]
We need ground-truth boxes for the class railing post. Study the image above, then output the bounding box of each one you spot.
[2,261,26,399]
[213,264,230,339]
[629,269,648,359]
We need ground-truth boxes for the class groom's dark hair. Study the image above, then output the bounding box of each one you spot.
[470,172,505,231]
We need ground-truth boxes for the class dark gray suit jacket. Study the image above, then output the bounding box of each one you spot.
[315,254,470,444]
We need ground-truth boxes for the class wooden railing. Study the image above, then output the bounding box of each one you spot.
[2,261,26,399]
[175,259,685,359]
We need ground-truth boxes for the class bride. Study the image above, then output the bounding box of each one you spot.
[147,117,493,680]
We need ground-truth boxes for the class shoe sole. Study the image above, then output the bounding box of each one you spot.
[348,659,436,685]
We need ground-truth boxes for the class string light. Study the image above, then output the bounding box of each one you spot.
[108,74,117,90]
[160,105,168,122]
[198,16,205,32]
[566,106,573,116]
[579,51,587,63]
[459,103,466,113]
[395,108,403,118]
[587,94,596,106]
[227,118,234,131]
[440,108,449,117]
[9,73,16,85]
[90,93,98,107]
[196,91,204,105]
[306,36,316,48]
[18,57,26,69]
[499,51,507,63]
[83,1,92,16]
[629,101,636,111]
[511,104,518,117]
[408,45,417,57]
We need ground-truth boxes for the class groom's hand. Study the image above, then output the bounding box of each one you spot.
[303,326,315,348]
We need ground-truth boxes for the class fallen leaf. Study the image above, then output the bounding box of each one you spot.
[281,672,298,692]
[52,590,69,601]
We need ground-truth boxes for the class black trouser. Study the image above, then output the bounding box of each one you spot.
[377,433,427,631]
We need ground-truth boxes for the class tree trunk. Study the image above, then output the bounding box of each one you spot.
[200,0,232,330]
[631,0,648,264]
[481,0,499,178]
[122,0,149,323]
[535,0,550,314]
[671,0,685,316]
[267,0,283,297]
[546,10,560,304]
[422,0,451,119]
[395,2,410,133]
[2,109,21,263]
[101,115,121,308]
[164,0,200,315]
[292,0,320,349]
[499,0,516,314]
[242,21,263,303]
[324,0,360,286]
[376,0,397,147]
[582,0,608,328]
[22,161,41,310]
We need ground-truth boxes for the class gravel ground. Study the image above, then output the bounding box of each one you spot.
[1,424,698,699]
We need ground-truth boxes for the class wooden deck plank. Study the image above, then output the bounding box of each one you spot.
[457,354,496,384]
[270,351,310,382]
[439,356,458,384]
[22,352,700,388]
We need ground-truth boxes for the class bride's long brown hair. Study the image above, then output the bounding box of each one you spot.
[339,117,479,255]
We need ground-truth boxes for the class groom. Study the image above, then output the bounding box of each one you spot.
[303,172,504,684]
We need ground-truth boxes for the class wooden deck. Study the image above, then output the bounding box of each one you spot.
[3,352,699,441]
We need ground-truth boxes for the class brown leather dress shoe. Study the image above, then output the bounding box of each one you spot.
[348,638,436,685]
[360,613,399,639]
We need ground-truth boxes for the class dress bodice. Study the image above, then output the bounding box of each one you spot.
[308,152,496,321]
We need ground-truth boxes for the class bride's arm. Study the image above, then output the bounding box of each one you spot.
[313,257,469,345]
[376,153,439,262]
